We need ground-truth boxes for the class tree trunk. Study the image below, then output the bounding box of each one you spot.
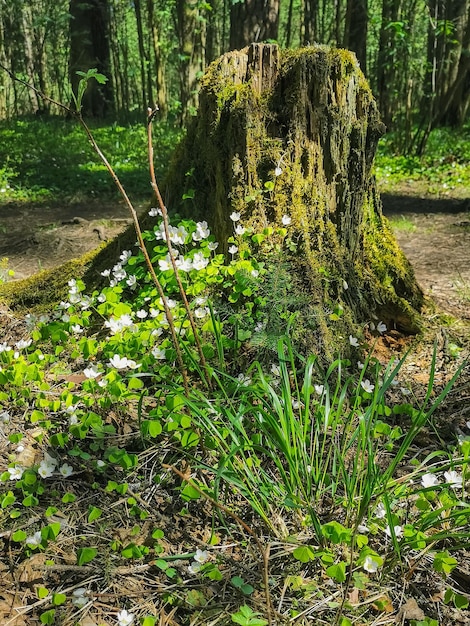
[229,0,280,49]
[344,0,368,74]
[164,44,423,336]
[175,0,207,122]
[69,0,113,117]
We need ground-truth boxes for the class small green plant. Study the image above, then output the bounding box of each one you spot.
[231,605,268,626]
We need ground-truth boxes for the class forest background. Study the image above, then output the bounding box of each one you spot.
[0,0,469,157]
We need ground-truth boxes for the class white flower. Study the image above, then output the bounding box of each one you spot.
[15,339,32,350]
[274,166,283,176]
[26,531,42,547]
[444,470,463,488]
[194,307,209,319]
[235,224,246,235]
[117,609,134,626]
[375,502,386,519]
[8,466,24,480]
[192,221,210,241]
[126,274,137,288]
[152,347,166,360]
[148,207,161,217]
[16,445,24,453]
[208,241,219,251]
[112,264,127,282]
[83,364,101,379]
[104,314,135,335]
[237,373,251,386]
[59,464,73,477]
[361,379,374,393]
[194,549,209,564]
[109,355,140,370]
[281,215,291,226]
[349,335,359,347]
[357,524,369,534]
[38,457,56,479]
[385,525,403,539]
[136,309,148,319]
[363,555,380,573]
[0,342,12,352]
[377,321,387,334]
[271,364,281,377]
[97,293,107,303]
[101,269,111,277]
[70,324,83,334]
[166,298,177,309]
[230,211,241,222]
[158,256,172,272]
[176,256,193,272]
[0,410,10,423]
[314,384,324,396]
[343,280,349,290]
[195,297,207,306]
[192,252,209,271]
[228,245,238,255]
[421,473,439,488]
[72,588,89,608]
[188,561,201,574]
[251,269,259,277]
[119,250,132,263]
[357,361,364,370]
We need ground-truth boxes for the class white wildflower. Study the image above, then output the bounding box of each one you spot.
[83,364,101,379]
[363,555,380,573]
[117,609,135,626]
[26,531,42,546]
[361,379,375,394]
[444,470,463,488]
[59,463,73,477]
[281,215,291,226]
[377,321,387,334]
[349,336,359,347]
[228,245,238,255]
[230,211,241,222]
[8,466,24,481]
[421,473,439,488]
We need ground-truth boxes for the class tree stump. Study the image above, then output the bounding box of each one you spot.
[2,44,423,357]
[164,43,423,346]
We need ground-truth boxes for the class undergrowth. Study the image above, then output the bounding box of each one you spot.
[0,76,469,626]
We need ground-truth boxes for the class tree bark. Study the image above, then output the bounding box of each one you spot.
[344,0,368,74]
[69,0,113,117]
[229,0,280,49]
[164,44,423,337]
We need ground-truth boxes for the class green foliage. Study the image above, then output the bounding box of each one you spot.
[376,123,470,195]
[0,122,468,625]
[0,117,182,203]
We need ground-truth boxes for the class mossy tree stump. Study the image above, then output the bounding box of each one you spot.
[164,43,423,344]
[2,44,423,357]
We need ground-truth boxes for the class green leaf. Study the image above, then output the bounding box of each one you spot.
[181,484,201,501]
[326,561,347,582]
[52,593,67,606]
[12,530,27,542]
[37,587,49,599]
[433,551,457,575]
[62,492,76,503]
[87,506,102,523]
[40,609,55,624]
[292,545,316,563]
[77,547,97,566]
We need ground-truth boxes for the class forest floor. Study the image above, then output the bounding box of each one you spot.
[1,184,470,625]
[1,186,470,320]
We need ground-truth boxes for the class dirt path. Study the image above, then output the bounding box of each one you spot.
[0,199,134,280]
[381,192,470,320]
[1,192,469,320]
